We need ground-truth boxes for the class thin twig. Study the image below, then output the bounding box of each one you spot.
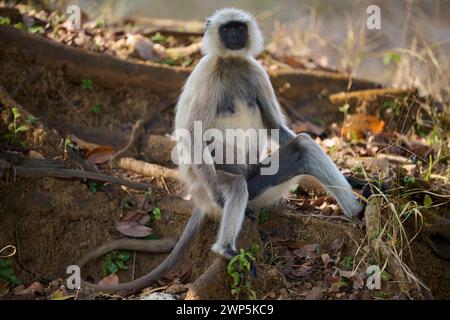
[108,119,145,167]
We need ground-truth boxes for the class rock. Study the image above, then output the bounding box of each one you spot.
[126,34,156,61]
[165,283,188,295]
[140,292,175,300]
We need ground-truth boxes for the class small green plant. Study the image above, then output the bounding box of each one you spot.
[14,22,25,30]
[29,25,44,34]
[101,251,131,277]
[95,20,105,28]
[150,207,161,221]
[81,79,93,90]
[151,32,167,44]
[423,194,433,208]
[159,58,177,66]
[423,155,434,182]
[258,209,270,224]
[339,103,350,119]
[381,270,391,281]
[90,102,101,114]
[382,100,401,117]
[3,107,28,147]
[312,116,324,127]
[89,182,103,193]
[26,114,39,125]
[0,258,22,286]
[227,249,256,300]
[341,256,353,271]
[373,290,390,299]
[0,16,11,25]
[402,175,417,191]
[383,52,401,65]
[120,197,134,210]
[335,279,348,289]
[249,243,260,256]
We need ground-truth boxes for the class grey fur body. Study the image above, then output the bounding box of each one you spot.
[175,8,364,258]
[81,8,364,292]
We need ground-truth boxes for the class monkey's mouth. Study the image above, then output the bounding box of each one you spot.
[225,42,247,51]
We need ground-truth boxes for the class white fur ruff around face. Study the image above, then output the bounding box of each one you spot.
[202,8,264,57]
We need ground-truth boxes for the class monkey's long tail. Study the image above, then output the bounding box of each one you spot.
[77,209,204,293]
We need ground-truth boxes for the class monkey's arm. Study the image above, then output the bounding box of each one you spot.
[186,120,225,207]
[252,67,296,145]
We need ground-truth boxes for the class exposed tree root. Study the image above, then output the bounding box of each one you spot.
[1,153,153,190]
[0,26,379,99]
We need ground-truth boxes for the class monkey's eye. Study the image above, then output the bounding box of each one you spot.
[223,27,228,32]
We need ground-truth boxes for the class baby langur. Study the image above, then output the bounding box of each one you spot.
[80,8,364,293]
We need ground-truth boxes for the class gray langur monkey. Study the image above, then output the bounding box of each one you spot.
[80,8,364,293]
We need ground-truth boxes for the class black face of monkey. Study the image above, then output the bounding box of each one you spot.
[219,21,248,50]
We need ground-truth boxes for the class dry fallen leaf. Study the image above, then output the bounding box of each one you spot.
[342,114,385,140]
[321,253,335,268]
[115,220,153,238]
[85,146,116,165]
[282,261,313,279]
[98,273,119,287]
[13,282,44,296]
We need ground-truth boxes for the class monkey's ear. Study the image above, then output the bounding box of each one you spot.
[204,19,211,32]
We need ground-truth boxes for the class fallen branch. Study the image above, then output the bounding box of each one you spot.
[117,157,179,181]
[329,88,417,104]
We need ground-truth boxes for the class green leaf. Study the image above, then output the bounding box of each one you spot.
[159,58,177,66]
[0,258,22,285]
[11,107,21,120]
[15,125,29,133]
[423,194,433,208]
[14,22,25,30]
[150,32,167,44]
[29,25,45,34]
[258,209,270,224]
[81,79,93,91]
[339,103,350,114]
[115,260,128,270]
[26,115,39,125]
[381,271,391,281]
[383,53,401,65]
[151,207,161,220]
[116,251,131,261]
[90,103,101,114]
[0,16,11,25]
[342,256,353,271]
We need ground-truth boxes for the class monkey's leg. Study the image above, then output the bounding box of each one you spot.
[211,172,249,259]
[247,133,364,217]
